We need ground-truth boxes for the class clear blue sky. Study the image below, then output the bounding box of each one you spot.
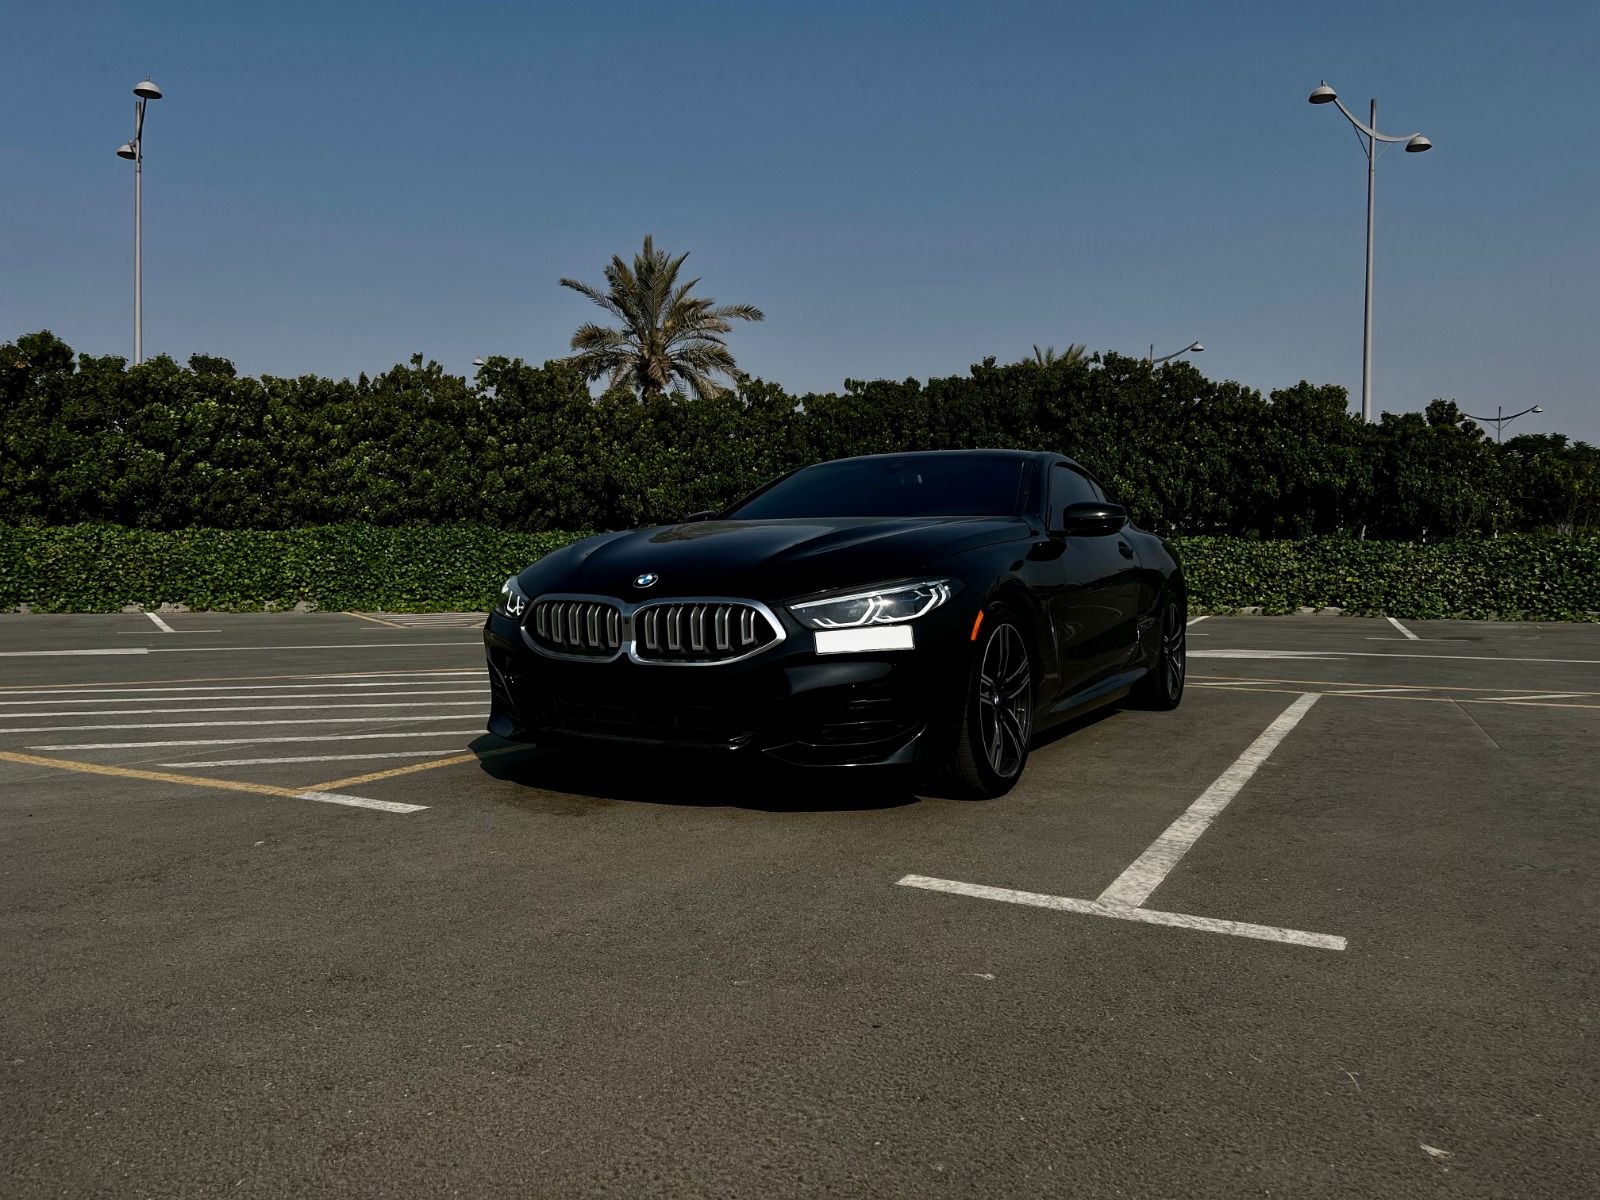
[4,1,1597,441]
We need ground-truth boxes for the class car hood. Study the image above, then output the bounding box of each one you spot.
[523,517,1028,602]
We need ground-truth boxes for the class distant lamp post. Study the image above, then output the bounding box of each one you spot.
[1308,80,1432,423]
[116,78,164,364]
[1464,404,1544,444]
[1148,341,1204,365]
[472,358,495,398]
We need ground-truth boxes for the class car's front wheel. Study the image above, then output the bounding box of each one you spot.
[938,604,1033,799]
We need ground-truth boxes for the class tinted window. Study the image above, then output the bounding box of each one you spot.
[1048,465,1099,523]
[727,456,1026,519]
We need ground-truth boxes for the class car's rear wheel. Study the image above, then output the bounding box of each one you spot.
[1132,595,1186,710]
[938,604,1033,799]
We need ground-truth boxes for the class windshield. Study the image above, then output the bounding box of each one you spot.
[725,455,1026,520]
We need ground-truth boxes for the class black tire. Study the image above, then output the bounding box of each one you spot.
[1132,594,1186,711]
[938,604,1034,800]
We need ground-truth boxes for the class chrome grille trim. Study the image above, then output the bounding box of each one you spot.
[520,594,786,666]
[630,600,777,663]
[525,598,626,660]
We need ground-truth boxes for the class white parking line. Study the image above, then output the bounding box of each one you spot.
[1324,686,1426,696]
[377,615,486,626]
[1190,650,1340,660]
[1386,616,1421,640]
[1195,649,1600,665]
[297,790,429,815]
[159,750,468,767]
[153,641,480,653]
[0,688,486,707]
[1098,693,1320,907]
[144,612,176,634]
[1193,673,1600,698]
[896,876,1345,951]
[0,676,481,698]
[1187,615,1209,627]
[0,670,482,696]
[0,747,432,815]
[0,642,478,658]
[1,715,480,734]
[899,693,1339,951]
[0,648,150,657]
[1480,692,1585,702]
[31,729,485,750]
[1,700,486,719]
[119,629,221,635]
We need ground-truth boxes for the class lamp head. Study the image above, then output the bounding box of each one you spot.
[1308,82,1337,105]
[472,358,486,367]
[1531,405,1544,414]
[1405,134,1432,153]
[133,79,163,100]
[116,142,136,160]
[1189,342,1205,354]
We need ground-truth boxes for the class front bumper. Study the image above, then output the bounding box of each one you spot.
[482,602,974,767]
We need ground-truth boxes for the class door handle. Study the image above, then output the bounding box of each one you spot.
[1117,540,1134,559]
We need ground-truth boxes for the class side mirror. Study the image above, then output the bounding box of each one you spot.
[1057,501,1128,536]
[683,510,717,523]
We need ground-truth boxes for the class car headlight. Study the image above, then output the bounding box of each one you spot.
[495,576,530,619]
[788,579,952,630]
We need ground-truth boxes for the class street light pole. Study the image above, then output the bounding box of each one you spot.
[1361,98,1376,427]
[134,100,143,365]
[1308,81,1431,423]
[1147,341,1204,365]
[1464,403,1544,444]
[116,79,163,365]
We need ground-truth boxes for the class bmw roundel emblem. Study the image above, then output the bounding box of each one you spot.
[633,572,659,588]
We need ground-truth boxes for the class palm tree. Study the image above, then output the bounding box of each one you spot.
[1029,343,1089,368]
[560,236,764,400]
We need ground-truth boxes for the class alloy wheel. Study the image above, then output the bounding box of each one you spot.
[977,622,1032,778]
[1163,604,1186,699]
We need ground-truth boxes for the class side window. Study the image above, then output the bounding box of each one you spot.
[1048,465,1098,526]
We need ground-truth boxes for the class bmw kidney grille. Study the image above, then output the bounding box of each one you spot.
[529,599,623,657]
[524,597,780,664]
[634,602,776,662]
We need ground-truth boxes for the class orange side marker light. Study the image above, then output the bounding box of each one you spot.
[969,611,985,642]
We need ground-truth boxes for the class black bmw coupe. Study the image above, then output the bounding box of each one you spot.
[483,449,1186,797]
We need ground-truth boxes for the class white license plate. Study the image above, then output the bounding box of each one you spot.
[813,626,915,655]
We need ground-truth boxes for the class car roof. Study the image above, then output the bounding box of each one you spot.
[821,448,1085,472]
[822,448,1052,464]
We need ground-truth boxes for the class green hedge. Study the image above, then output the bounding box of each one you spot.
[0,524,588,613]
[1175,535,1600,619]
[2,525,1596,619]
[9,331,1600,541]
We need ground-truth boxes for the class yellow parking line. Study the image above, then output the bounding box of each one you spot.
[1193,673,1600,696]
[0,750,303,799]
[1190,684,1600,709]
[345,610,406,629]
[1,746,524,808]
[312,753,478,790]
[309,745,526,792]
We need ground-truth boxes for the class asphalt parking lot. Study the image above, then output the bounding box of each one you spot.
[2,611,1596,1198]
